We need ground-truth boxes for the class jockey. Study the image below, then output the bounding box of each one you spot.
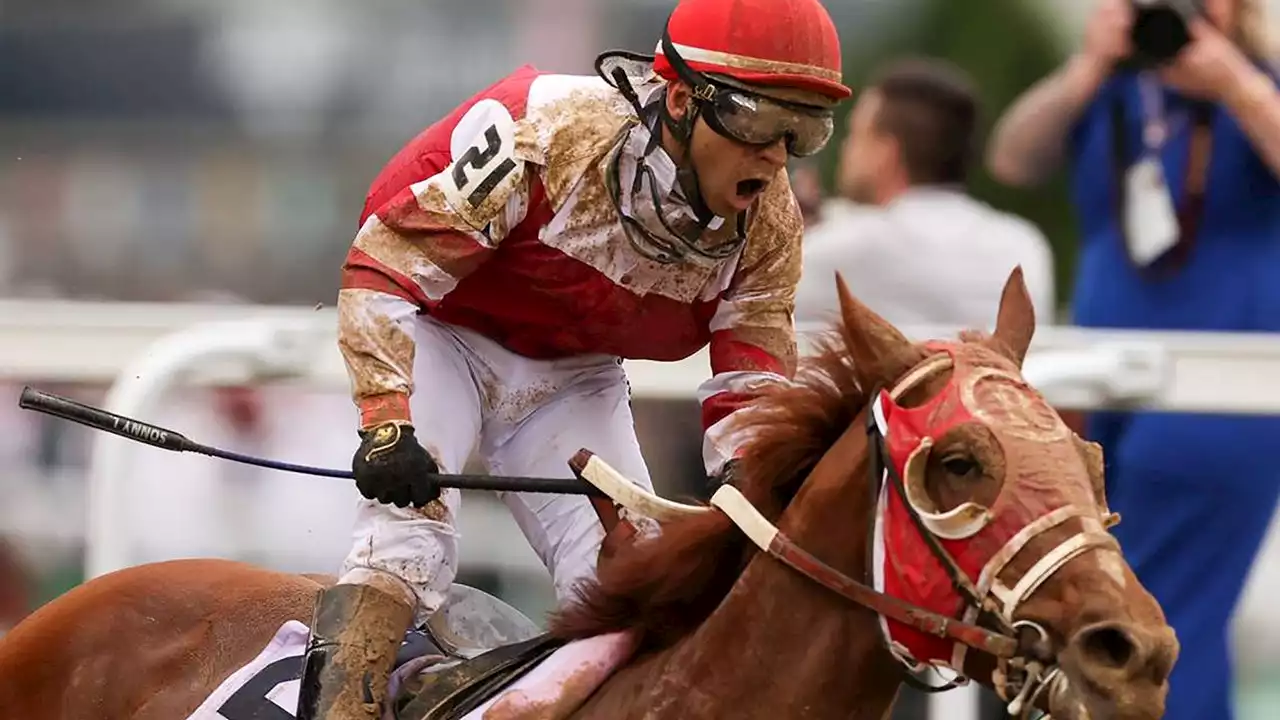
[298,0,850,717]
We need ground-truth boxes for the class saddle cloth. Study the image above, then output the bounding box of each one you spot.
[185,620,637,720]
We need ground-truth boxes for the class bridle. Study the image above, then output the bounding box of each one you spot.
[707,349,1121,717]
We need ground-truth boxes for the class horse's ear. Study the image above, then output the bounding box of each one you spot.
[991,266,1035,368]
[835,272,922,382]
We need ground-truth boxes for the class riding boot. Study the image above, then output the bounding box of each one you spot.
[296,582,416,720]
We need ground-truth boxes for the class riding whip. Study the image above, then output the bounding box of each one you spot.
[17,386,606,497]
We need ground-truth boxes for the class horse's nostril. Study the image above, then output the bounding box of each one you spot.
[1078,624,1137,670]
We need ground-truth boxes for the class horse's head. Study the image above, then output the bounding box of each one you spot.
[835,268,1177,719]
[549,267,1177,720]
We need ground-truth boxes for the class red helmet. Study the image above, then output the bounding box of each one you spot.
[652,0,850,101]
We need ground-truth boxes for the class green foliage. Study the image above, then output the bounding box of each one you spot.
[818,0,1082,310]
[35,559,83,606]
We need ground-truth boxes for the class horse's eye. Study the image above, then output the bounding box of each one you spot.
[941,455,979,477]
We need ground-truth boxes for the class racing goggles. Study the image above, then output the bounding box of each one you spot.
[697,83,835,157]
[657,24,835,157]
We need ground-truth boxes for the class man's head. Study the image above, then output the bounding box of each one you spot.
[660,79,838,218]
[837,57,980,206]
[651,0,850,219]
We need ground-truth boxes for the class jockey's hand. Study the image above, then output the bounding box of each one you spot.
[352,422,441,508]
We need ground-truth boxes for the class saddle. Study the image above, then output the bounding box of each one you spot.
[386,491,632,719]
[387,583,565,720]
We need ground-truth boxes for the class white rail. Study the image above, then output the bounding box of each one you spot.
[10,298,1280,411]
[82,317,331,580]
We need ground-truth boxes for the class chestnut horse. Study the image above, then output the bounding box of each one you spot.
[0,270,1177,720]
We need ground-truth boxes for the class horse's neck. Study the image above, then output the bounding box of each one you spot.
[640,424,903,719]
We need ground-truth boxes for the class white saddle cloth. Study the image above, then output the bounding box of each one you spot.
[185,621,637,720]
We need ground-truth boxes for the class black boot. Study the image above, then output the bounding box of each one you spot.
[296,583,415,720]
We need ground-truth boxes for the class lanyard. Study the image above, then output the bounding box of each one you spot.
[1137,74,1186,153]
[1121,75,1216,274]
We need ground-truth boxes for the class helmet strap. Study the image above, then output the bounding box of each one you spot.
[655,91,717,229]
[653,32,720,229]
[660,23,718,106]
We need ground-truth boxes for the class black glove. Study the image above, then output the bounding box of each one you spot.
[352,423,441,508]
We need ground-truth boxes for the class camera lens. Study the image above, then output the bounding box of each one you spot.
[1131,6,1192,66]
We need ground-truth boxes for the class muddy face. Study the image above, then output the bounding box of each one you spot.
[925,361,1177,718]
[661,80,835,218]
[837,267,1179,718]
[1039,580,1179,720]
[933,375,1174,716]
[1010,437,1179,720]
[896,350,1177,719]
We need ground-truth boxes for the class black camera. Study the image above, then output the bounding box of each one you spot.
[1128,0,1201,68]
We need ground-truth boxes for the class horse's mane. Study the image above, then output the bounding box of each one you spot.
[549,318,899,649]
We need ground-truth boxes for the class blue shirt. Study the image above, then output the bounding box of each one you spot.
[1067,69,1280,481]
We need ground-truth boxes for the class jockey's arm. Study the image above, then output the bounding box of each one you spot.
[338,118,533,429]
[698,188,803,476]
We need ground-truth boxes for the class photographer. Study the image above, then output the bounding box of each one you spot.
[987,2,1280,719]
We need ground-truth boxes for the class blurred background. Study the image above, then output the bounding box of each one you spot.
[1,1,1279,718]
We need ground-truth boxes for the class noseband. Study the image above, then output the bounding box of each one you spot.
[708,350,1119,717]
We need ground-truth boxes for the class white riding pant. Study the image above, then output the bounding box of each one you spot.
[338,314,654,625]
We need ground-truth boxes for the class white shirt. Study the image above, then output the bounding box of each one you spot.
[795,187,1056,333]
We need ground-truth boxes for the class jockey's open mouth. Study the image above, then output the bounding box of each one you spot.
[731,175,769,209]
